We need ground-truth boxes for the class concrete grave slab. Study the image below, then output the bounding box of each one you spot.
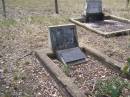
[48,24,86,65]
[57,47,86,65]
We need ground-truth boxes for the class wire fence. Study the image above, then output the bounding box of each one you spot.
[0,0,130,19]
[0,0,84,19]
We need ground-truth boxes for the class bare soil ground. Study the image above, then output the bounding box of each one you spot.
[0,0,130,96]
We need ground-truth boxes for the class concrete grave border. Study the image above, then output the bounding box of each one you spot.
[34,44,127,97]
[35,48,86,97]
[70,14,130,37]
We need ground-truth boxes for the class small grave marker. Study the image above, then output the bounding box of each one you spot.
[84,0,104,22]
[48,24,86,65]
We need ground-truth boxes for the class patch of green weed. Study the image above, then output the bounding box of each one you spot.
[0,19,17,27]
[63,64,70,76]
[95,76,130,97]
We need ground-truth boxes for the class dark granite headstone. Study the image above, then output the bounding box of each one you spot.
[84,0,104,22]
[48,24,78,52]
[48,24,86,65]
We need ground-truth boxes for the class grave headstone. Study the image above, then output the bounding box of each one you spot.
[84,0,104,22]
[48,24,86,65]
[49,24,79,52]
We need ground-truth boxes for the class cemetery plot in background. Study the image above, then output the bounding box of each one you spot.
[71,0,130,37]
[70,15,130,37]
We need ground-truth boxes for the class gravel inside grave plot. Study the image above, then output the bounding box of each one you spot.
[53,55,120,95]
[78,27,130,64]
[85,19,130,32]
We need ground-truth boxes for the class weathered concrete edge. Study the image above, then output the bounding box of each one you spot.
[35,49,87,97]
[70,18,107,37]
[70,15,130,37]
[107,14,130,23]
[81,44,123,72]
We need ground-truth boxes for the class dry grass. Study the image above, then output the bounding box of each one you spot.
[0,0,130,97]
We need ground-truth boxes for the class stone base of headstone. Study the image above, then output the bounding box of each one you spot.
[86,13,104,22]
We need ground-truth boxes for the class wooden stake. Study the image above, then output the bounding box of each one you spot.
[55,0,59,14]
[2,0,6,18]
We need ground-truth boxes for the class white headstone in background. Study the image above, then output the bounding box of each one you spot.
[84,0,102,15]
[87,0,102,14]
[84,0,104,22]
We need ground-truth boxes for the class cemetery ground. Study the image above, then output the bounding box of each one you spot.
[0,0,130,97]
